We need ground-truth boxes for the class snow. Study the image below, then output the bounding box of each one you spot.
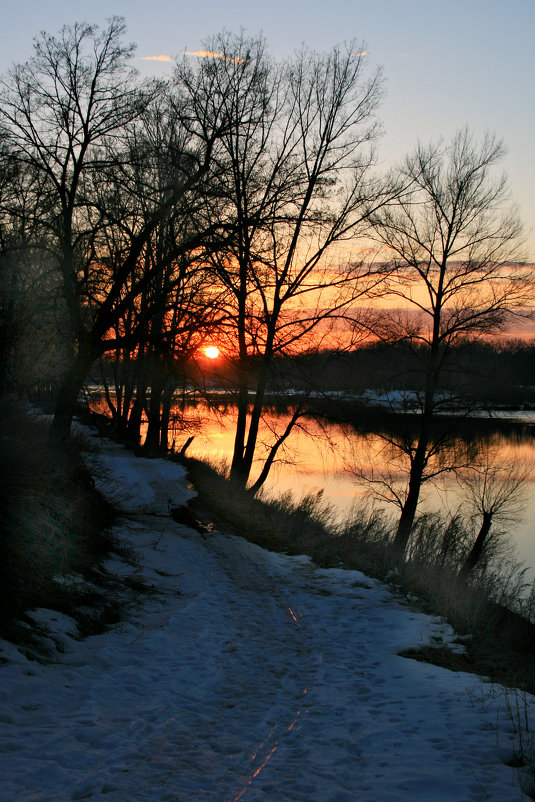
[1,424,534,801]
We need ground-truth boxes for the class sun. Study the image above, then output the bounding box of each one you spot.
[204,346,220,359]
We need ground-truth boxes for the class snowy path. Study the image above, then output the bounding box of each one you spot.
[0,427,532,801]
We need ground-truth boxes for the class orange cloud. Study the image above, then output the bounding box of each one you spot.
[141,54,172,62]
[183,50,246,63]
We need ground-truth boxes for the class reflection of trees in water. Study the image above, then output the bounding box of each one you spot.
[162,397,535,485]
[94,384,535,585]
[345,410,535,501]
[88,391,535,481]
[89,390,535,570]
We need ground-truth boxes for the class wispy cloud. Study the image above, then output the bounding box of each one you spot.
[141,54,173,63]
[183,50,246,63]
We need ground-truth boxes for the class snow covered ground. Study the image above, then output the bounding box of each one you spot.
[1,423,534,801]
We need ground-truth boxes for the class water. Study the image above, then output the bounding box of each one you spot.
[168,401,535,579]
[90,391,535,578]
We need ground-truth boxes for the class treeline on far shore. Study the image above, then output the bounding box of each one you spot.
[44,336,533,432]
[78,336,535,407]
[83,337,534,412]
[266,339,535,407]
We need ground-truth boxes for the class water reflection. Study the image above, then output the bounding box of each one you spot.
[90,392,535,575]
[165,401,535,575]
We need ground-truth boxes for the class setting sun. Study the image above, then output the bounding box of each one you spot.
[204,346,220,359]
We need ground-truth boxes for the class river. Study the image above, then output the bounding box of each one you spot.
[160,400,535,581]
[89,391,535,580]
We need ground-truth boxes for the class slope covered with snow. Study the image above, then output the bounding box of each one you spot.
[0,424,533,800]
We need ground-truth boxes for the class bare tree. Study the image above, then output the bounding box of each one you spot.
[88,96,229,449]
[366,127,530,555]
[0,134,22,388]
[456,446,529,577]
[179,32,390,490]
[0,20,232,438]
[0,19,146,431]
[0,132,62,394]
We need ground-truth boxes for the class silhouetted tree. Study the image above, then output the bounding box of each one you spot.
[0,20,233,437]
[179,32,390,490]
[457,447,528,577]
[0,133,59,393]
[0,135,21,389]
[89,94,230,449]
[0,19,147,432]
[366,128,530,556]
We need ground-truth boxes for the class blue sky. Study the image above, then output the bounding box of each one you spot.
[3,0,534,258]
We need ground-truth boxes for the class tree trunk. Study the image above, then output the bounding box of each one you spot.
[248,404,303,495]
[145,380,164,451]
[50,337,100,440]
[460,511,493,577]
[145,348,170,451]
[160,378,175,451]
[126,348,148,445]
[230,354,274,488]
[393,435,428,556]
[394,484,421,555]
[118,374,135,437]
[127,390,145,445]
[230,358,251,487]
[241,363,270,483]
[101,366,118,428]
[394,344,441,557]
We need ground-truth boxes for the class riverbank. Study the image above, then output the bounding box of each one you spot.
[4,400,535,696]
[1,419,533,800]
[180,454,535,696]
[0,399,126,653]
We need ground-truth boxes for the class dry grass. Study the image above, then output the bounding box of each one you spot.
[0,397,118,648]
[180,454,535,694]
[179,456,336,557]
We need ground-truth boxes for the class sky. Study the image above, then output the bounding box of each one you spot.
[2,0,534,259]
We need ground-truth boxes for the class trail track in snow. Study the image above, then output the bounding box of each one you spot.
[0,428,530,801]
